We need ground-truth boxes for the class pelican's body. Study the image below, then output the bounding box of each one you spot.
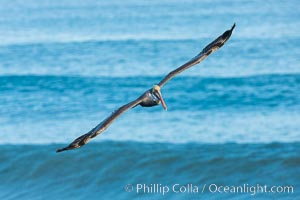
[139,91,160,107]
[139,85,166,108]
[56,24,235,152]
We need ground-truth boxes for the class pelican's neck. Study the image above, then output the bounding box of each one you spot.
[152,85,167,110]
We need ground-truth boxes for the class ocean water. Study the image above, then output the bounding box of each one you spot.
[0,0,299,199]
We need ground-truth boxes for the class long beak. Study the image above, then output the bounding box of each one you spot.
[156,90,167,110]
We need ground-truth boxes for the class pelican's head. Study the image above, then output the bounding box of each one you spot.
[152,85,167,110]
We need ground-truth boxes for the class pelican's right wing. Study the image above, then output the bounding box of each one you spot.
[158,23,235,88]
[56,96,143,152]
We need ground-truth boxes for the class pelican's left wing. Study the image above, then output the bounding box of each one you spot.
[56,97,143,152]
[158,23,235,88]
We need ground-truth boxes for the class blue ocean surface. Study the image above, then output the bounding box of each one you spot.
[0,0,299,199]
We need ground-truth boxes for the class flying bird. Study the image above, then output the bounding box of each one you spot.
[56,23,235,152]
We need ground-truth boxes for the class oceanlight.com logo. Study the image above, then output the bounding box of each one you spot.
[124,183,294,196]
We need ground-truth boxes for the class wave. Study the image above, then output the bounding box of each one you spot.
[1,73,299,111]
[1,34,299,47]
[1,37,299,78]
[1,74,299,145]
[1,141,299,200]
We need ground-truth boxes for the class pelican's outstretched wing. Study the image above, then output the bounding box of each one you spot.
[158,23,235,87]
[56,97,143,152]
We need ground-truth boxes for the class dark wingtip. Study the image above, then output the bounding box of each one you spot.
[231,23,236,31]
[56,148,64,153]
[56,133,90,153]
[56,147,69,153]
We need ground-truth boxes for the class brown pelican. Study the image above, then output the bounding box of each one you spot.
[56,23,235,152]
